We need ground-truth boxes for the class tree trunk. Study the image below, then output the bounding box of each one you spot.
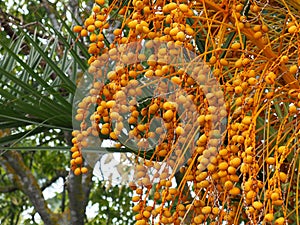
[1,149,93,225]
[2,151,59,225]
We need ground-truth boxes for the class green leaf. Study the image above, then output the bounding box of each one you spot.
[22,31,76,94]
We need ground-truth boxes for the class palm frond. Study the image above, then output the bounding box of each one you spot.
[0,22,87,147]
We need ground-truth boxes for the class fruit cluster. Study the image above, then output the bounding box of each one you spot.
[72,0,300,224]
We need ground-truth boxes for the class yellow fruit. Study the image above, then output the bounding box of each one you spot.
[252,201,263,210]
[212,207,219,215]
[248,77,257,85]
[289,65,298,74]
[135,1,144,10]
[73,25,83,33]
[135,213,143,220]
[135,220,146,225]
[279,172,287,182]
[271,192,280,201]
[158,149,167,157]
[145,70,153,77]
[229,187,240,195]
[70,159,76,166]
[248,69,256,77]
[93,5,101,13]
[219,148,228,156]
[87,25,95,32]
[175,126,185,135]
[75,113,84,121]
[113,28,122,36]
[277,146,285,154]
[185,174,194,181]
[74,167,81,175]
[265,75,275,84]
[246,190,256,199]
[149,103,159,114]
[231,42,241,50]
[81,167,88,174]
[289,104,297,114]
[273,200,283,206]
[132,196,140,202]
[230,157,241,167]
[220,58,229,66]
[171,76,182,85]
[80,28,88,37]
[72,151,80,159]
[288,25,297,34]
[169,27,179,36]
[202,206,212,214]
[224,180,233,190]
[228,166,236,174]
[219,161,229,170]
[254,31,263,39]
[155,69,163,76]
[88,43,98,54]
[274,217,285,225]
[179,4,189,12]
[234,86,243,94]
[194,215,203,223]
[253,25,261,32]
[101,127,110,135]
[96,0,105,5]
[280,55,289,63]
[143,210,151,218]
[235,4,243,11]
[198,180,210,188]
[110,132,117,140]
[85,17,95,26]
[163,2,177,13]
[235,59,243,68]
[252,5,260,12]
[176,31,185,41]
[169,188,177,195]
[137,124,145,132]
[264,213,274,222]
[75,157,83,165]
[242,116,252,125]
[266,157,276,164]
[209,56,217,64]
[185,27,194,35]
[237,22,244,29]
[163,109,173,121]
[262,24,269,32]
[106,100,116,108]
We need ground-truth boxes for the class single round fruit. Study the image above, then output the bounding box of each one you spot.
[289,65,298,74]
[274,217,285,225]
[288,25,297,34]
[252,201,263,210]
[74,167,81,175]
[202,206,212,214]
[231,42,241,50]
[81,167,88,174]
[264,213,274,222]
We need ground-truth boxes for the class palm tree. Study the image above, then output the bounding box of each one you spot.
[0,3,133,225]
[70,0,300,224]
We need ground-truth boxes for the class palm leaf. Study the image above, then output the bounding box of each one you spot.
[0,21,86,147]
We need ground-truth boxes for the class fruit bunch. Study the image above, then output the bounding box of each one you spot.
[72,0,300,224]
